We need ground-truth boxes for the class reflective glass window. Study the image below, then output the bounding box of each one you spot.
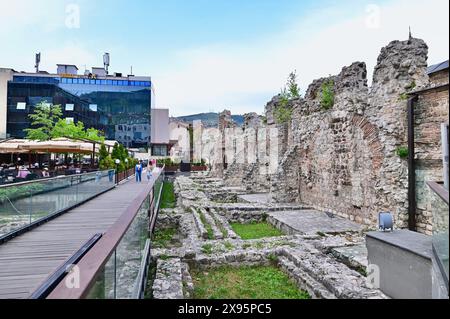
[16,102,26,110]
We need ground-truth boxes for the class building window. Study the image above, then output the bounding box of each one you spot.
[65,104,74,111]
[66,117,74,124]
[152,145,168,156]
[89,104,98,112]
[16,102,26,110]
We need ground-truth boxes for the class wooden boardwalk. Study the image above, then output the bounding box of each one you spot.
[0,178,149,299]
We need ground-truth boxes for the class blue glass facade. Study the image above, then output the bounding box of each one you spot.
[7,75,152,148]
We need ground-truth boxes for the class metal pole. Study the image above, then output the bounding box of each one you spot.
[407,96,418,231]
[442,123,449,190]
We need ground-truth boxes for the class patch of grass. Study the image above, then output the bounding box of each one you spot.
[160,182,176,209]
[224,241,234,251]
[211,214,228,238]
[255,242,265,249]
[269,240,296,248]
[399,92,409,101]
[267,253,278,263]
[357,267,368,277]
[201,243,213,255]
[231,222,283,240]
[192,266,310,299]
[144,260,158,299]
[198,209,214,240]
[152,227,177,248]
[406,81,416,91]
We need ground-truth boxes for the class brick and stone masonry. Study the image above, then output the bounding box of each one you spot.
[195,38,448,234]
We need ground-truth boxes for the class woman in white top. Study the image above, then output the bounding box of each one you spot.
[146,160,153,182]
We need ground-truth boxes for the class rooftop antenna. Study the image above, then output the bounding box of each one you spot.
[103,53,110,75]
[35,52,41,73]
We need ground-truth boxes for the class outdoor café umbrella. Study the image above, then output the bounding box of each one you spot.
[19,138,93,154]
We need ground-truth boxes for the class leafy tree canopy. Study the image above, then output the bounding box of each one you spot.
[25,101,105,142]
[25,101,63,141]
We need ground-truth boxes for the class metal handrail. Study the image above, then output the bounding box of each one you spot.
[427,181,449,205]
[47,166,165,299]
[0,169,112,189]
[0,170,116,244]
[427,181,449,291]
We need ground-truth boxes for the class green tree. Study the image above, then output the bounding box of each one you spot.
[320,79,335,110]
[99,144,109,162]
[85,127,105,142]
[99,156,115,170]
[52,119,105,142]
[25,101,63,141]
[287,70,300,98]
[111,142,133,172]
[52,119,86,139]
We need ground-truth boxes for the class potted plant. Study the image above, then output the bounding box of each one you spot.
[191,158,208,171]
[158,158,179,172]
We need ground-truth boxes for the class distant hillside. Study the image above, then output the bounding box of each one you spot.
[174,112,244,127]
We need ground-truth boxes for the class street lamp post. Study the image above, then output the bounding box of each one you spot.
[115,159,121,184]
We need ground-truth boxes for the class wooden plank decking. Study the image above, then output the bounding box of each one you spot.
[0,178,150,299]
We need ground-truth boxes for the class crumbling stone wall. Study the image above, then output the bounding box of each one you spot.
[270,38,430,230]
[198,38,442,233]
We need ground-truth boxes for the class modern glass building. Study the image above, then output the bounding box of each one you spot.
[1,65,153,148]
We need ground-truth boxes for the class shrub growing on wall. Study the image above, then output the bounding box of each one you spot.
[396,146,409,159]
[274,90,293,124]
[320,79,335,110]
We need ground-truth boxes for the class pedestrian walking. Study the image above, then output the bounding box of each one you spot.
[135,160,143,183]
[146,159,153,182]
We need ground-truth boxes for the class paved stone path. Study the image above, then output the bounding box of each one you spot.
[238,193,271,204]
[331,244,368,269]
[267,210,363,235]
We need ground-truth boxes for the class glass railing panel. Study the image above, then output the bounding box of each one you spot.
[153,170,164,207]
[430,188,449,281]
[85,194,150,299]
[115,195,150,299]
[86,251,116,299]
[0,170,115,238]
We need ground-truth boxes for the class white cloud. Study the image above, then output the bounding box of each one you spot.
[42,41,97,72]
[0,0,66,35]
[155,0,449,116]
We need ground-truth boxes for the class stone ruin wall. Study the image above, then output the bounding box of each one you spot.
[199,38,446,234]
[271,38,429,231]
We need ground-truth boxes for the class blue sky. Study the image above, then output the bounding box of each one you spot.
[0,0,448,116]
